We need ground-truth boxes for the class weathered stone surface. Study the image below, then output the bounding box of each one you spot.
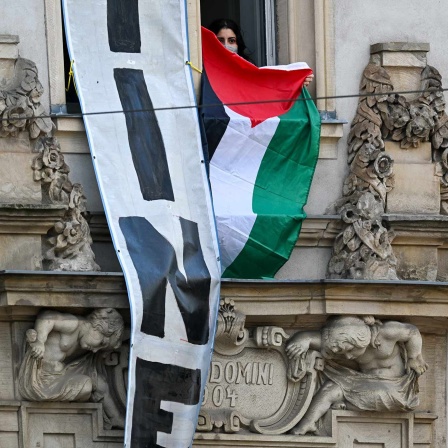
[0,235,42,270]
[0,132,30,152]
[394,245,438,281]
[0,272,129,309]
[385,66,426,100]
[194,412,436,447]
[437,247,448,281]
[385,141,432,164]
[381,51,427,68]
[386,163,440,214]
[370,42,430,53]
[0,403,19,448]
[0,153,41,203]
[21,403,123,448]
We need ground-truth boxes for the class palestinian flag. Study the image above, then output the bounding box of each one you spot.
[201,27,321,279]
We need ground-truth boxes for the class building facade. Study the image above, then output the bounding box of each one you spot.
[0,0,447,446]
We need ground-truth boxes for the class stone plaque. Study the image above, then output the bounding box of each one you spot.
[197,299,323,435]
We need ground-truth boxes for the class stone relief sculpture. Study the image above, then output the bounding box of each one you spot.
[0,54,99,271]
[18,309,126,428]
[285,315,427,435]
[0,58,53,139]
[33,138,99,271]
[328,57,448,279]
[328,65,397,280]
[198,304,428,437]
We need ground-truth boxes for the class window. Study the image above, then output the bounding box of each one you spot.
[200,0,276,67]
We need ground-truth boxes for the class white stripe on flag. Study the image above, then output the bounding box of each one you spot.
[210,106,280,271]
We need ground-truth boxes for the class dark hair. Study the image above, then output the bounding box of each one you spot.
[207,18,251,61]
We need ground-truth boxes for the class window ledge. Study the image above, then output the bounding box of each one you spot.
[319,120,345,159]
[51,116,346,159]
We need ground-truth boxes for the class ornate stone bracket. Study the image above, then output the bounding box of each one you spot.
[328,44,448,280]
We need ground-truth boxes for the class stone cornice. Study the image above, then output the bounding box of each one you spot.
[221,278,448,331]
[1,271,447,329]
[0,204,67,234]
[0,271,129,314]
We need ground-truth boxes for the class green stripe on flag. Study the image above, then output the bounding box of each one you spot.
[223,89,321,279]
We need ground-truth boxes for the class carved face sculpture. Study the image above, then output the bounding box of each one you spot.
[79,326,114,353]
[322,317,371,360]
[81,308,124,352]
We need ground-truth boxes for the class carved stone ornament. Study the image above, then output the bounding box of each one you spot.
[328,59,448,279]
[18,309,127,429]
[33,139,100,271]
[198,308,428,437]
[0,58,53,138]
[0,49,98,271]
[198,301,324,435]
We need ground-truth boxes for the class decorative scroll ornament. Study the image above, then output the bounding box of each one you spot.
[328,64,398,280]
[198,303,324,435]
[0,58,53,138]
[214,298,249,355]
[33,137,100,271]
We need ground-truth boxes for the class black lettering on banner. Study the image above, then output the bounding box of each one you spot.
[119,216,211,345]
[107,0,141,53]
[114,68,174,202]
[131,358,201,447]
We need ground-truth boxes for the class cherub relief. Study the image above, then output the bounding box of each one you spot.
[285,316,428,435]
[18,308,125,428]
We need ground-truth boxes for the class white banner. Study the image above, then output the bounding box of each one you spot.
[62,1,221,446]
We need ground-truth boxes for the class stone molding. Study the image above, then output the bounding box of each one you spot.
[194,411,436,447]
[0,271,129,311]
[2,272,448,323]
[0,204,67,234]
[20,402,124,448]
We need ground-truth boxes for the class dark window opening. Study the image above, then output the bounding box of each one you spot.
[201,1,273,67]
[62,11,81,114]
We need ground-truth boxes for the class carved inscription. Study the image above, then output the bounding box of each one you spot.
[208,361,274,386]
[204,361,274,410]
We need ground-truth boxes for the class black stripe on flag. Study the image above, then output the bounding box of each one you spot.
[107,0,141,53]
[114,68,174,202]
[200,70,230,160]
[131,358,201,447]
[119,216,211,345]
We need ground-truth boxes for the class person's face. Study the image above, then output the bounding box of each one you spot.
[216,28,238,53]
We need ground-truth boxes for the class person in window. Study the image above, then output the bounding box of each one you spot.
[208,18,251,61]
[208,18,314,86]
